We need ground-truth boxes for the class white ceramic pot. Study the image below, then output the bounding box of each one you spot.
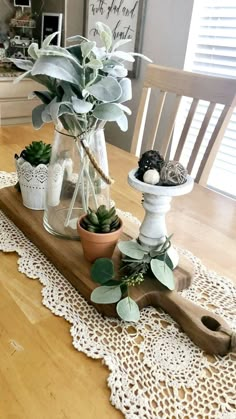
[16,158,48,210]
[128,168,194,266]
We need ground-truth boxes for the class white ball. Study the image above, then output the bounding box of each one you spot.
[143,169,160,185]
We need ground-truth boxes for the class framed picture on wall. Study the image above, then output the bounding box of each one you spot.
[84,0,147,78]
[14,0,31,7]
[41,13,63,46]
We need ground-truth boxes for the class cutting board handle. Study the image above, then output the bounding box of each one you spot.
[150,290,235,355]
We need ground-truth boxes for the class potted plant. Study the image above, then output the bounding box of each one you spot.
[11,21,151,238]
[77,204,123,262]
[15,140,51,210]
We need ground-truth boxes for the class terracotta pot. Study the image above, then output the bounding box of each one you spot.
[77,215,123,262]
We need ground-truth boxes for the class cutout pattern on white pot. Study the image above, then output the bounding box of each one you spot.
[16,160,48,210]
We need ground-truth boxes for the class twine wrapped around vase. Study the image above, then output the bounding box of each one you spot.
[79,135,114,185]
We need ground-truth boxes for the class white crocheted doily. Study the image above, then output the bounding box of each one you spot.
[0,172,236,419]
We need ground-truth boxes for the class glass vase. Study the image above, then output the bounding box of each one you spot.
[43,128,110,239]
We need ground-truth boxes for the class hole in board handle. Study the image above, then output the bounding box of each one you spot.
[201,316,221,331]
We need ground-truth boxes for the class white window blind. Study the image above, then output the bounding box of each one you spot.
[173,0,236,198]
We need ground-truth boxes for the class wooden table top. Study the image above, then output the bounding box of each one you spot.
[0,124,235,419]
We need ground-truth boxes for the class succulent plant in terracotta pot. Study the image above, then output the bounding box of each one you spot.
[77,205,122,262]
[15,140,51,210]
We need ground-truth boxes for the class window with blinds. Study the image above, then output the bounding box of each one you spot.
[173,0,236,198]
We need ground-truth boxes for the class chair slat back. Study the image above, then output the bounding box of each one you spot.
[131,64,236,186]
[146,90,166,151]
[159,94,182,158]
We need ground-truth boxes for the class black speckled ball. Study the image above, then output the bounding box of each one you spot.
[136,150,165,181]
[160,161,188,186]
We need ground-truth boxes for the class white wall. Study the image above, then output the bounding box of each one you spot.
[105,0,194,152]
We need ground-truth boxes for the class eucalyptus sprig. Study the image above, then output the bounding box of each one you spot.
[90,258,143,322]
[118,236,175,291]
[90,236,176,322]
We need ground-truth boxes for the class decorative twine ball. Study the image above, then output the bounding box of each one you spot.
[160,161,188,186]
[143,169,160,185]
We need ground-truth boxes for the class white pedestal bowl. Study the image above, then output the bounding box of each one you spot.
[128,168,194,262]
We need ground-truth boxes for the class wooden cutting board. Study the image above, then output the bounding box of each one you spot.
[0,186,234,355]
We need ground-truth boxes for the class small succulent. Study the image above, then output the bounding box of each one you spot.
[15,141,52,166]
[136,150,165,181]
[80,205,120,233]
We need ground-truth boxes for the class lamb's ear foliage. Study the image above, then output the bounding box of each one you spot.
[12,21,151,135]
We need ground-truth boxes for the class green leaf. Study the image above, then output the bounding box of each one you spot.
[29,74,56,92]
[112,39,132,51]
[57,104,74,117]
[81,41,96,58]
[116,113,128,132]
[130,52,153,63]
[92,46,106,60]
[13,69,32,84]
[96,22,113,50]
[72,97,93,113]
[43,97,71,123]
[91,258,114,284]
[66,45,83,62]
[167,246,179,269]
[96,22,113,38]
[32,104,46,129]
[67,34,89,43]
[93,103,123,122]
[111,51,135,62]
[48,99,61,121]
[85,76,122,102]
[10,59,33,71]
[154,253,174,270]
[117,78,132,103]
[85,59,103,70]
[116,103,132,115]
[31,56,79,85]
[90,285,122,304]
[42,31,60,48]
[104,65,128,78]
[150,259,175,290]
[28,42,39,59]
[116,297,140,322]
[118,241,147,259]
[38,47,82,71]
[101,31,112,51]
[41,105,52,123]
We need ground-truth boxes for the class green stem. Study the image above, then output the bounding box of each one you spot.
[64,154,86,227]
[84,166,98,209]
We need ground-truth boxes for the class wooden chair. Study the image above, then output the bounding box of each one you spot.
[131,64,236,186]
